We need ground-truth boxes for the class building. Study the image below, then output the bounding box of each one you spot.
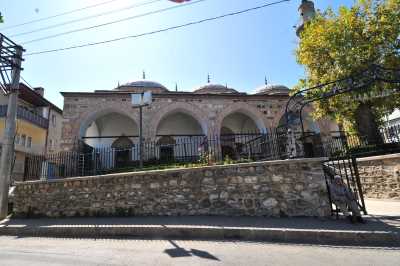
[0,83,63,180]
[60,78,337,167]
[386,109,400,127]
[296,0,316,37]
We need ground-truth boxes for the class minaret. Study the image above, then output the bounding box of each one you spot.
[296,0,316,37]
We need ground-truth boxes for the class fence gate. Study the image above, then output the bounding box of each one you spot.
[322,155,367,216]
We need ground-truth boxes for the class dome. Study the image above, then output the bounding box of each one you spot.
[193,84,239,94]
[254,84,290,96]
[116,80,169,93]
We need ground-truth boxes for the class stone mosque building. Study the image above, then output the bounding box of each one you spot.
[60,77,338,164]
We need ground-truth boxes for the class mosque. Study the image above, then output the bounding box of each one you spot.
[59,76,337,166]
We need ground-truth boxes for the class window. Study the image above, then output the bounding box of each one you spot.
[49,139,53,149]
[15,134,20,145]
[51,114,56,126]
[21,135,26,146]
[27,137,32,148]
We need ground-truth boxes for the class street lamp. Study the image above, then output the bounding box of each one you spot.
[131,91,152,169]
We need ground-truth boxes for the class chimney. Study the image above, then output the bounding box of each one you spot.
[33,87,44,97]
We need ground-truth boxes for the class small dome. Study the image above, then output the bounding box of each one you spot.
[254,84,290,96]
[193,84,239,94]
[116,80,169,93]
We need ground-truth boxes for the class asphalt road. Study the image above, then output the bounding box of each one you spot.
[0,236,399,266]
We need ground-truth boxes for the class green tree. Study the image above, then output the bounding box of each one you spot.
[0,12,3,23]
[296,0,400,142]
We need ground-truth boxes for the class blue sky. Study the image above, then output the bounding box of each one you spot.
[0,0,354,108]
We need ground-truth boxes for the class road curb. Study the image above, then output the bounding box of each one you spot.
[0,226,399,247]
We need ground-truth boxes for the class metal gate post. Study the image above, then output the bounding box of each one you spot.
[351,156,367,215]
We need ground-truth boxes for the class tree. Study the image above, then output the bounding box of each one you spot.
[0,12,3,23]
[296,0,400,142]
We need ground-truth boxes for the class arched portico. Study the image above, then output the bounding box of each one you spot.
[154,110,206,162]
[215,104,267,136]
[215,104,267,160]
[80,108,139,148]
[149,103,209,139]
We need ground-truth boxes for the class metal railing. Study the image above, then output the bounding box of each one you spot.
[23,132,290,180]
[323,125,400,158]
[0,105,49,129]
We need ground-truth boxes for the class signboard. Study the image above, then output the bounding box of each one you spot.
[143,91,152,105]
[131,91,152,107]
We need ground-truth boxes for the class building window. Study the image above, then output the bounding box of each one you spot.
[27,137,32,148]
[15,134,20,145]
[21,135,26,146]
[52,114,56,127]
[49,139,53,149]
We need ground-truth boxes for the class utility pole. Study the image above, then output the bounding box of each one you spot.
[0,34,24,219]
[139,105,143,169]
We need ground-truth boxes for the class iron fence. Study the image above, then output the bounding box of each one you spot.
[322,125,400,158]
[23,132,290,180]
[23,124,400,181]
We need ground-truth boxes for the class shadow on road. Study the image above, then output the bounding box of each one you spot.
[164,240,219,261]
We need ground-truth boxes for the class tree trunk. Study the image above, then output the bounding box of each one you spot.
[354,103,383,145]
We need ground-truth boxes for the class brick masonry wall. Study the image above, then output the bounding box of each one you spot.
[13,158,330,218]
[358,154,400,199]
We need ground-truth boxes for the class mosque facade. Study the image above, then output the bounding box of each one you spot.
[60,79,338,164]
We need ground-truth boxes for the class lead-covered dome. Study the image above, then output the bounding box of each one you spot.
[254,84,290,96]
[116,80,169,93]
[193,84,239,94]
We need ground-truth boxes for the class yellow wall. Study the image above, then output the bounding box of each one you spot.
[0,118,47,154]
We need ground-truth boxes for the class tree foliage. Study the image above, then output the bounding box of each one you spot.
[296,0,400,130]
[0,12,3,23]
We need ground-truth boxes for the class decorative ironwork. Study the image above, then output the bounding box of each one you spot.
[284,64,400,136]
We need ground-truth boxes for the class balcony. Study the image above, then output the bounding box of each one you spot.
[0,105,49,129]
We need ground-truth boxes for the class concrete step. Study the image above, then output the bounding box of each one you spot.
[1,216,399,247]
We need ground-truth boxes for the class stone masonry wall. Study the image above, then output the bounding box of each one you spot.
[13,158,330,218]
[358,154,400,199]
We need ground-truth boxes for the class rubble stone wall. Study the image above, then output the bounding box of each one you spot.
[358,154,400,199]
[13,158,330,218]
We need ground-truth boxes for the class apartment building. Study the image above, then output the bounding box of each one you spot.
[0,83,62,180]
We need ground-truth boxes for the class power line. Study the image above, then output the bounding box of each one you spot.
[25,0,290,56]
[0,0,123,31]
[20,76,34,89]
[10,0,163,38]
[21,0,208,45]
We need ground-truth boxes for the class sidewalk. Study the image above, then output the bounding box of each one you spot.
[0,199,399,247]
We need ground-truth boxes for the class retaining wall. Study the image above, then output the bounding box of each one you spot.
[13,158,330,218]
[358,154,400,199]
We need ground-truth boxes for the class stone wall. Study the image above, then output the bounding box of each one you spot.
[13,158,330,218]
[358,154,400,199]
